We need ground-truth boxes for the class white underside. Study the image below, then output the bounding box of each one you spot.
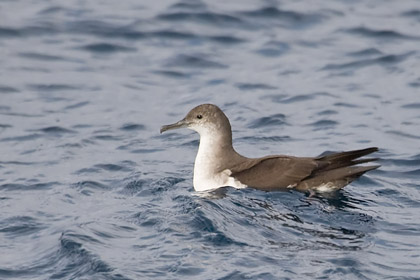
[193,168,247,192]
[192,125,247,192]
[314,182,339,193]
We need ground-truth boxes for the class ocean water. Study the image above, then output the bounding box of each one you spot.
[1,0,420,279]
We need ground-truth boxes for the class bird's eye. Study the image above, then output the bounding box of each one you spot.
[197,114,202,119]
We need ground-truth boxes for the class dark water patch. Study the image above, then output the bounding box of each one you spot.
[207,78,225,85]
[401,10,420,18]
[154,70,192,79]
[75,167,100,174]
[18,52,67,61]
[93,134,122,141]
[322,52,413,71]
[157,11,243,27]
[37,126,76,134]
[0,26,21,37]
[131,148,164,154]
[0,85,19,93]
[80,43,136,53]
[256,41,289,57]
[0,216,45,237]
[347,48,383,57]
[28,84,80,92]
[166,54,227,69]
[248,113,287,128]
[334,102,359,108]
[64,101,90,110]
[318,109,338,115]
[208,35,245,44]
[309,119,338,128]
[0,182,58,191]
[169,1,207,10]
[345,27,420,40]
[408,78,420,88]
[0,106,11,112]
[239,7,324,28]
[236,83,277,91]
[120,123,145,131]
[401,103,420,109]
[0,124,12,129]
[0,160,38,166]
[1,133,43,142]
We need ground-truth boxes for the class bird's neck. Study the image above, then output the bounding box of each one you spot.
[195,129,235,170]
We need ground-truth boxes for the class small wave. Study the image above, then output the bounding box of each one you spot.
[1,133,43,142]
[93,163,132,172]
[256,41,289,57]
[280,94,316,104]
[72,181,111,196]
[317,109,338,115]
[0,27,21,37]
[334,102,359,108]
[248,113,287,128]
[0,216,45,237]
[64,101,90,110]
[53,232,115,279]
[386,130,420,140]
[322,52,414,71]
[28,84,80,92]
[131,148,164,154]
[236,83,277,91]
[239,6,325,28]
[345,27,420,40]
[80,43,137,53]
[18,52,66,61]
[0,85,19,93]
[120,177,184,196]
[38,126,76,134]
[0,182,58,191]
[119,123,146,131]
[154,70,192,79]
[165,54,227,69]
[347,48,383,57]
[401,103,420,109]
[409,79,420,88]
[308,120,338,128]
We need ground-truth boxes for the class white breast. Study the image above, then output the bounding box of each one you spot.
[192,127,247,192]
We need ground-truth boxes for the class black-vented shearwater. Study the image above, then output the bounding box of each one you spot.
[160,104,379,193]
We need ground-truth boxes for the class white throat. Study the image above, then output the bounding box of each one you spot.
[191,125,247,191]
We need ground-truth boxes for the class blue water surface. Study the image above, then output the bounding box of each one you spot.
[1,0,420,279]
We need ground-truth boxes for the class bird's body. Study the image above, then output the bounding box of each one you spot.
[160,104,379,193]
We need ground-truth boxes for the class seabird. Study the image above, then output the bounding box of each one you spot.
[160,104,379,193]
